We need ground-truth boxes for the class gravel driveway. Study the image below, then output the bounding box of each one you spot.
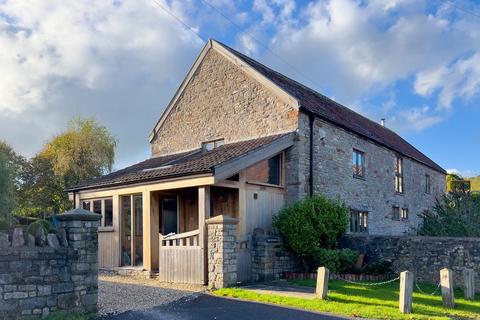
[98,275,203,316]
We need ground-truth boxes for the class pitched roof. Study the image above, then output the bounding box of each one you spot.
[215,40,446,174]
[67,133,291,191]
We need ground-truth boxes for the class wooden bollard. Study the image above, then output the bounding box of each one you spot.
[316,267,329,299]
[399,271,414,314]
[440,268,455,308]
[463,269,475,300]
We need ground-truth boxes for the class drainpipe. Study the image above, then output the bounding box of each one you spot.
[309,113,314,197]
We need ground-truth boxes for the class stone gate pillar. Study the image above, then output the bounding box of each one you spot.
[206,215,239,289]
[57,208,101,314]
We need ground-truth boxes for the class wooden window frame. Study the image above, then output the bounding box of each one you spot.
[425,174,431,194]
[350,209,368,233]
[392,206,400,221]
[80,197,114,230]
[395,156,404,194]
[245,152,284,188]
[352,149,365,179]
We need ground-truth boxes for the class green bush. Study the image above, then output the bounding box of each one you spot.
[27,219,52,240]
[273,195,350,270]
[418,192,480,237]
[360,260,394,276]
[313,248,359,274]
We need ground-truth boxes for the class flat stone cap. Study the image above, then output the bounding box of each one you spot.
[206,215,239,225]
[56,208,101,221]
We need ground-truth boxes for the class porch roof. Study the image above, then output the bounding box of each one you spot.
[66,133,293,192]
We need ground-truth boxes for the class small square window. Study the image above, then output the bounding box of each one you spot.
[401,208,409,220]
[392,206,400,220]
[202,138,225,152]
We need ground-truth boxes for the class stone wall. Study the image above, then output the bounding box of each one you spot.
[0,209,100,319]
[251,228,299,282]
[341,235,480,292]
[150,48,298,156]
[288,112,446,235]
[206,215,238,289]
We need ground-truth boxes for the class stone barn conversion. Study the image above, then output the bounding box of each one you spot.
[66,39,446,286]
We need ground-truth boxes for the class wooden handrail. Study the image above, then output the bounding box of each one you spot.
[161,229,200,240]
[160,229,201,248]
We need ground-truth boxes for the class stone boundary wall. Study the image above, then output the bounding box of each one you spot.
[0,209,100,319]
[282,272,390,282]
[340,235,480,292]
[251,228,299,282]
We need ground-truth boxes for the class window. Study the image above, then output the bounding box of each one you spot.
[81,198,113,227]
[350,209,368,233]
[245,154,282,186]
[395,156,404,193]
[81,200,90,210]
[104,199,113,227]
[202,138,225,151]
[392,206,400,220]
[425,174,431,194]
[401,208,409,220]
[352,149,365,178]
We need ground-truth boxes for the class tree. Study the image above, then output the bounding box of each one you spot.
[0,141,22,227]
[17,117,117,217]
[418,192,480,237]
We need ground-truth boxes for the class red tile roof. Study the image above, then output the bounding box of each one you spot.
[217,41,446,174]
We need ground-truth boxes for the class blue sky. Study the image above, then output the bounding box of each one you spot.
[0,0,479,176]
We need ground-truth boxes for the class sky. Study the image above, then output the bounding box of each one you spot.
[0,0,479,177]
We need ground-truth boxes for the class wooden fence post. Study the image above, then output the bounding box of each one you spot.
[440,268,455,308]
[316,267,329,299]
[463,269,475,300]
[399,271,413,314]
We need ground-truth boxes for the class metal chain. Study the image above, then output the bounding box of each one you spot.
[415,281,441,296]
[337,276,400,286]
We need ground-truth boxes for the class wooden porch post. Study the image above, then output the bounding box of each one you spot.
[198,186,211,284]
[112,194,121,267]
[142,190,158,272]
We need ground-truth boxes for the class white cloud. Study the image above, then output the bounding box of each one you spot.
[0,0,202,166]
[415,54,480,109]
[390,106,444,132]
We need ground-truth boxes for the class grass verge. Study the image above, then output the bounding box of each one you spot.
[213,279,480,320]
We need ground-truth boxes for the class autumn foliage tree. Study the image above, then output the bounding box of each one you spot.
[17,118,117,217]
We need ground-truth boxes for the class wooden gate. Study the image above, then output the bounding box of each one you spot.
[158,230,205,284]
[237,240,252,283]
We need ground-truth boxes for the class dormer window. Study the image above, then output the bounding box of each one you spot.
[203,139,224,152]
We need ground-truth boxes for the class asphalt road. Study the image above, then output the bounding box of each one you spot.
[99,294,350,320]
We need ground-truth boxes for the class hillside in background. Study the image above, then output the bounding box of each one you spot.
[467,176,480,191]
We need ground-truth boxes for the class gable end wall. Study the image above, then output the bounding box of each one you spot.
[150,49,298,156]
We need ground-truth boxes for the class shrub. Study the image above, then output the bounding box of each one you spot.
[313,248,359,274]
[418,192,480,237]
[27,219,52,241]
[273,195,350,269]
[360,261,394,276]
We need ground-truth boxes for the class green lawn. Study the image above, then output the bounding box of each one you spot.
[214,279,480,320]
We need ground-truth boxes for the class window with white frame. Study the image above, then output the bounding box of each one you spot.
[350,209,368,233]
[202,138,225,152]
[395,156,404,193]
[81,198,113,227]
[401,208,409,220]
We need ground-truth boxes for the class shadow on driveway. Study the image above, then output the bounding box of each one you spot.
[98,294,350,320]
